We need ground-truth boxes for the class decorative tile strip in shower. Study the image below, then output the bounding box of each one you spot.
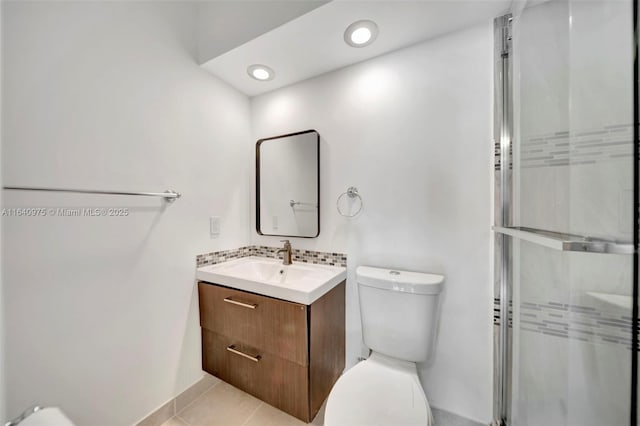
[519,123,632,169]
[493,297,513,327]
[493,298,633,350]
[493,141,513,171]
[196,245,347,268]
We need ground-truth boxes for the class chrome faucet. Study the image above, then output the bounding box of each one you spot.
[277,240,292,265]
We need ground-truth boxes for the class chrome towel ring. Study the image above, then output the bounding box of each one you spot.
[337,186,363,217]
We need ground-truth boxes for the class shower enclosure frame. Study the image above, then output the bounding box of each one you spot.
[493,13,513,426]
[492,4,639,425]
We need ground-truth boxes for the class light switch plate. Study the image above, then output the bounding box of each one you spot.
[210,216,220,237]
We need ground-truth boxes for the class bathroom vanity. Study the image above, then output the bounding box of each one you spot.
[196,257,346,422]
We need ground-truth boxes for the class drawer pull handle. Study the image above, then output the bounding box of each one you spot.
[223,297,257,309]
[226,345,261,362]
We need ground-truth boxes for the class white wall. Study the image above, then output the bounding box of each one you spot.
[2,3,496,423]
[1,2,251,425]
[251,22,494,423]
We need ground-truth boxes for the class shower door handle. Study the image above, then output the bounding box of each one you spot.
[493,226,633,255]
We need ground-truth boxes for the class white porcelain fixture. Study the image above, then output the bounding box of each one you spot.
[344,20,378,48]
[196,256,346,304]
[324,265,444,426]
[586,291,632,310]
[19,407,74,426]
[246,64,275,81]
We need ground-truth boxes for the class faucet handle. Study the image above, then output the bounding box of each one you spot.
[280,239,291,248]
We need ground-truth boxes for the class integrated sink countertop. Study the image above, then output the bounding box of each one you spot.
[196,256,346,305]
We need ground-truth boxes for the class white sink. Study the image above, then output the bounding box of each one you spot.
[219,259,282,282]
[196,256,346,304]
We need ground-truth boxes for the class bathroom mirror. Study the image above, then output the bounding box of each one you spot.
[256,130,320,238]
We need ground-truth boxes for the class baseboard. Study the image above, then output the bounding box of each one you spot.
[134,373,219,426]
[431,407,487,426]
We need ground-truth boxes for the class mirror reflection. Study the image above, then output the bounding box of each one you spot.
[256,130,319,238]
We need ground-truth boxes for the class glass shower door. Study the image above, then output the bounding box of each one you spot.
[497,0,636,424]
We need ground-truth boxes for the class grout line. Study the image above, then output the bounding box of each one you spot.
[175,379,223,418]
[240,402,264,426]
[175,414,192,426]
[135,397,176,426]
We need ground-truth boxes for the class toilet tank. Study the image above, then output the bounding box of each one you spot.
[357,266,444,363]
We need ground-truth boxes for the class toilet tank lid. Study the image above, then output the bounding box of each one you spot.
[356,266,444,295]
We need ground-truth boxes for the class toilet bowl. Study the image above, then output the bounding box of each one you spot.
[324,352,432,426]
[324,265,444,426]
[6,407,75,426]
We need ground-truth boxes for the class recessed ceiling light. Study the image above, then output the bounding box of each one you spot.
[247,64,275,81]
[344,20,378,48]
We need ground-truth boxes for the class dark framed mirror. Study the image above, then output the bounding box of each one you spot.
[256,129,320,238]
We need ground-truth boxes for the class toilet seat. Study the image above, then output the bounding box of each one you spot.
[324,352,432,426]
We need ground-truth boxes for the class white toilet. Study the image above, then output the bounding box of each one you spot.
[6,407,75,426]
[324,265,444,426]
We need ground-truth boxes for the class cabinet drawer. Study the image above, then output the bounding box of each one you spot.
[202,329,310,422]
[198,282,308,365]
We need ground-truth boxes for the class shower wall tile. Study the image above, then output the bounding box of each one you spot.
[499,123,633,237]
[519,124,632,169]
[518,166,570,233]
[517,330,569,425]
[568,161,632,240]
[495,1,634,423]
[496,242,634,351]
[493,298,632,350]
[516,320,631,426]
[518,241,571,303]
[567,252,633,300]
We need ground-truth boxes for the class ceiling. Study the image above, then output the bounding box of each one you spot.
[200,0,511,97]
[196,1,329,64]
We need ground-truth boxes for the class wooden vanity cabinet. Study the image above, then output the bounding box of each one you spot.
[198,281,345,423]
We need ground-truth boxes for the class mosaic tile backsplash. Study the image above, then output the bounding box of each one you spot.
[494,298,632,350]
[196,245,347,268]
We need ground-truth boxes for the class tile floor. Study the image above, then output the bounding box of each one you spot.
[160,375,484,426]
[161,378,325,426]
